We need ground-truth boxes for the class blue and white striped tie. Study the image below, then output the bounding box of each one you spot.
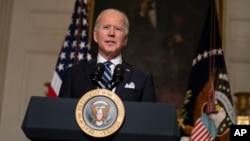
[102,61,112,89]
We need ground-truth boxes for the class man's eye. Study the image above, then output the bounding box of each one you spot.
[115,27,123,31]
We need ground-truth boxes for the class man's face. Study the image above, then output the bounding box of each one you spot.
[94,11,128,59]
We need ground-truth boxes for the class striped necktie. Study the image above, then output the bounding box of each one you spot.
[102,61,112,89]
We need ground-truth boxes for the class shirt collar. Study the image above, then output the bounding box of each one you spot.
[97,54,122,65]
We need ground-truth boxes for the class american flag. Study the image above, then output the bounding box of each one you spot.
[190,114,217,141]
[179,0,236,141]
[47,0,92,97]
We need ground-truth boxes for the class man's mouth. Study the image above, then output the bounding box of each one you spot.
[105,40,116,43]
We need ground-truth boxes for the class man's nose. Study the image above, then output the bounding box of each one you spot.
[108,28,115,36]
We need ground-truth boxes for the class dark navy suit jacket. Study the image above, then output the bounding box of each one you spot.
[58,58,156,102]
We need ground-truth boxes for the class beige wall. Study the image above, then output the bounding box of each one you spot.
[0,0,13,122]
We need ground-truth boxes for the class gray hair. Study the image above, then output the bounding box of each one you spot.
[94,9,129,35]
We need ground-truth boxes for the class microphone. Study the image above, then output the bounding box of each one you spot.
[91,63,105,87]
[110,64,124,90]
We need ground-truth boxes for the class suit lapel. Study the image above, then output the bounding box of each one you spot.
[85,59,98,89]
[115,60,133,95]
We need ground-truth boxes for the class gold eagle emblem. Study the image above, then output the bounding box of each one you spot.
[91,102,110,126]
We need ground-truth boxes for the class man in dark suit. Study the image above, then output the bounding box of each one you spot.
[59,8,156,102]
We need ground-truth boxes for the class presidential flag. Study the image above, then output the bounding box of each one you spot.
[47,0,92,97]
[178,0,236,141]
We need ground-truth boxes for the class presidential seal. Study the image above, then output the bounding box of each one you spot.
[75,89,125,138]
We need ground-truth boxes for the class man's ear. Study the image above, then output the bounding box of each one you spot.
[123,35,128,46]
[93,31,98,42]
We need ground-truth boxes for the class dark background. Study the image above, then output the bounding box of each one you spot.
[89,0,210,109]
